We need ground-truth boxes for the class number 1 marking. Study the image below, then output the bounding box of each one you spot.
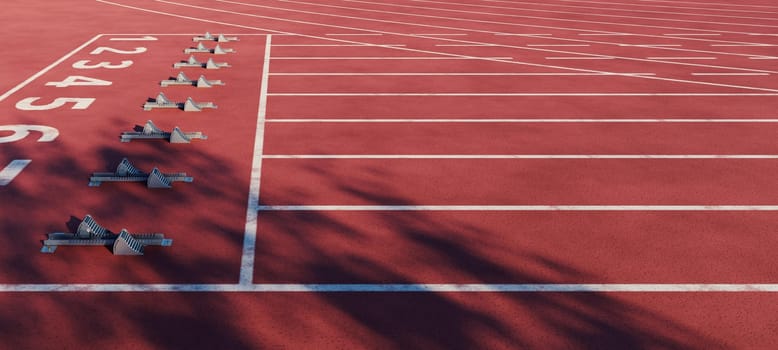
[0,160,31,186]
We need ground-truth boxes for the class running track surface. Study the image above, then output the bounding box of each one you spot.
[3,0,778,348]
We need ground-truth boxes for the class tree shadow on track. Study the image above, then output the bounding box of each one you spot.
[250,159,724,349]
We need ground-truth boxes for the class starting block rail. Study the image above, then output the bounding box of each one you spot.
[41,215,173,255]
[143,92,217,111]
[89,158,193,188]
[174,55,231,69]
[160,72,224,88]
[121,120,207,143]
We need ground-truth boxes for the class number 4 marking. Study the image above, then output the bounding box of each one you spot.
[45,75,112,88]
[0,160,31,186]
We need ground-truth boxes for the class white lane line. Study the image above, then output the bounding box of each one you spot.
[664,33,722,36]
[622,44,682,47]
[263,155,778,159]
[270,56,514,60]
[0,160,32,186]
[692,72,769,76]
[268,73,656,76]
[495,33,554,36]
[578,33,633,36]
[410,33,468,36]
[646,56,717,60]
[0,34,102,102]
[174,0,778,87]
[106,0,778,92]
[266,118,778,123]
[2,283,778,292]
[638,0,778,10]
[528,44,591,47]
[259,205,778,211]
[750,56,778,59]
[435,44,495,47]
[545,56,614,59]
[238,35,272,286]
[711,44,775,47]
[268,93,778,96]
[325,33,382,36]
[273,44,406,47]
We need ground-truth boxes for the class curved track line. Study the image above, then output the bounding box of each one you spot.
[144,0,778,92]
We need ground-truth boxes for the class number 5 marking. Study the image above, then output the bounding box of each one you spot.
[16,97,95,111]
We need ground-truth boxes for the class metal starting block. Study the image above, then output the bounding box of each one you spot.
[194,32,239,42]
[89,157,193,188]
[121,120,207,143]
[161,72,224,88]
[143,92,217,112]
[173,55,231,69]
[41,214,173,255]
[184,42,235,54]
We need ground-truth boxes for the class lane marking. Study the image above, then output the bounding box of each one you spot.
[435,44,495,47]
[112,0,778,92]
[664,33,722,36]
[0,160,32,186]
[239,35,272,286]
[270,56,514,60]
[325,33,382,36]
[258,205,778,211]
[2,283,778,292]
[692,72,769,76]
[0,35,102,102]
[268,93,778,96]
[527,44,591,47]
[646,56,717,59]
[495,33,554,36]
[263,155,778,159]
[269,72,657,76]
[273,44,406,47]
[545,56,614,59]
[266,118,778,123]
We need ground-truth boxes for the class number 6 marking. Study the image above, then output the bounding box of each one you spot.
[16,97,95,111]
[0,125,59,143]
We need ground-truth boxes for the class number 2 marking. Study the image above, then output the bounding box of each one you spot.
[89,47,147,55]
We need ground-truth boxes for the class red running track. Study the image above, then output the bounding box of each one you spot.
[4,0,778,349]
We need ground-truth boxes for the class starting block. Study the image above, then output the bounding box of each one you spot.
[143,92,217,112]
[173,55,231,69]
[41,214,173,255]
[184,42,236,54]
[89,157,193,188]
[121,120,207,143]
[194,32,239,42]
[161,72,224,88]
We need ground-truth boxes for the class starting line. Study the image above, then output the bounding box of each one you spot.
[2,283,778,292]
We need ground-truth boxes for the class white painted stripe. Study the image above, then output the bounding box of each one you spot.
[750,56,778,59]
[273,44,406,47]
[435,44,494,47]
[263,154,778,159]
[527,44,591,47]
[0,35,102,102]
[266,118,778,123]
[268,93,778,96]
[268,73,656,76]
[546,56,614,60]
[0,160,31,186]
[710,44,774,47]
[2,283,778,292]
[647,56,718,60]
[578,33,633,36]
[325,33,382,36]
[692,72,769,76]
[495,33,553,36]
[622,44,682,47]
[664,33,722,36]
[270,56,514,60]
[108,36,157,41]
[258,205,778,211]
[239,35,272,286]
[410,33,468,36]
